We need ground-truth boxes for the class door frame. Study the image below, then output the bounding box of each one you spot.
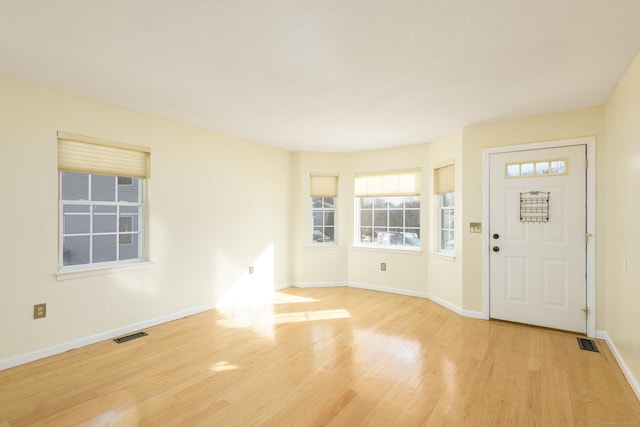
[482,137,596,337]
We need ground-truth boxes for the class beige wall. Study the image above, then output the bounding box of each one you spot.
[4,53,640,393]
[460,106,606,313]
[0,78,293,361]
[293,152,349,285]
[426,130,464,308]
[602,53,640,383]
[346,144,430,295]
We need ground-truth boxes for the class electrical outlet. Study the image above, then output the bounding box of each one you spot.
[381,263,386,272]
[34,303,46,319]
[249,266,254,274]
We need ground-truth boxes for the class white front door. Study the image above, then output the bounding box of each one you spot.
[489,145,587,333]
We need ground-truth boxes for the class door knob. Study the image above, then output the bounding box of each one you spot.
[493,233,500,239]
[492,246,500,252]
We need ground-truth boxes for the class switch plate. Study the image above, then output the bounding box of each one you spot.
[470,222,482,233]
[34,303,46,319]
[381,263,386,271]
[249,266,254,274]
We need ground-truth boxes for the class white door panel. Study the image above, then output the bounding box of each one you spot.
[489,145,586,333]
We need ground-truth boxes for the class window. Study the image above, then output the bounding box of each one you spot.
[310,174,337,244]
[435,164,454,254]
[506,158,567,178]
[355,169,421,249]
[439,192,455,253]
[58,132,149,270]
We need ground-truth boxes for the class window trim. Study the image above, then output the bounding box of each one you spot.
[354,195,422,252]
[58,172,147,274]
[311,196,337,245]
[437,192,455,256]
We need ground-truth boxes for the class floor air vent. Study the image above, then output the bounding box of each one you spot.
[114,331,148,344]
[577,337,599,352]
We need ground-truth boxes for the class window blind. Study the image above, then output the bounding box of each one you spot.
[354,168,421,197]
[434,164,454,194]
[58,132,150,179]
[310,174,338,197]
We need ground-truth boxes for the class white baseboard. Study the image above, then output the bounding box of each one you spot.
[274,282,293,290]
[292,282,347,288]
[596,331,640,402]
[0,302,217,372]
[427,294,487,319]
[347,282,429,299]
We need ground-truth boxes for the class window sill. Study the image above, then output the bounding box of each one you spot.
[353,245,422,255]
[432,252,456,262]
[55,260,153,281]
[307,243,341,250]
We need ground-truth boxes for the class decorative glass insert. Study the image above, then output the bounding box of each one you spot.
[506,159,567,178]
[520,191,550,223]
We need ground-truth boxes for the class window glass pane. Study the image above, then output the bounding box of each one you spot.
[91,174,116,201]
[374,211,388,227]
[119,234,138,257]
[324,211,334,226]
[313,227,325,242]
[360,210,372,226]
[93,206,117,233]
[360,227,373,243]
[405,229,420,246]
[373,198,388,208]
[442,192,454,206]
[507,164,520,177]
[63,236,90,266]
[404,196,420,209]
[118,178,140,202]
[324,226,335,242]
[374,229,390,244]
[535,162,549,175]
[323,197,335,208]
[521,163,534,176]
[64,212,90,234]
[551,160,566,174]
[117,176,133,186]
[405,210,420,227]
[360,198,373,209]
[63,205,90,213]
[388,198,403,209]
[389,210,403,227]
[93,235,117,263]
[441,231,454,251]
[119,216,133,233]
[61,172,89,200]
[120,206,139,215]
[313,211,324,226]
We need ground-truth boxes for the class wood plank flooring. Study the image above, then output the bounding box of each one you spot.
[1,287,639,426]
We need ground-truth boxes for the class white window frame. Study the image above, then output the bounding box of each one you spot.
[58,173,146,273]
[354,196,421,251]
[311,196,337,245]
[438,192,455,255]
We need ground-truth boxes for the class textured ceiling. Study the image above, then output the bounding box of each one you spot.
[1,1,639,152]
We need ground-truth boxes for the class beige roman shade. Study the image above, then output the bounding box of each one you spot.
[310,174,338,197]
[434,164,454,194]
[58,132,150,178]
[354,168,421,197]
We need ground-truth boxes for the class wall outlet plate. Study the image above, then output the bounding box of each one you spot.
[469,222,482,233]
[34,303,46,319]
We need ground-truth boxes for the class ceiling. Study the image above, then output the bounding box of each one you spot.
[1,1,639,152]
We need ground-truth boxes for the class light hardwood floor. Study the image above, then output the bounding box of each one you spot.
[1,287,639,426]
